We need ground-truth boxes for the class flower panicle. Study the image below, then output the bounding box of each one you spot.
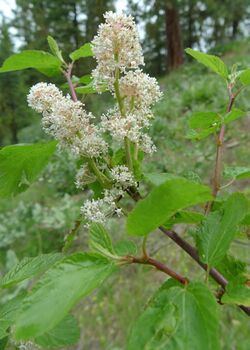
[27,11,163,224]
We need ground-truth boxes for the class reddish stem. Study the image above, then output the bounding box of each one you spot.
[64,63,78,102]
[160,226,250,316]
[128,188,250,316]
[131,255,188,285]
[205,92,235,213]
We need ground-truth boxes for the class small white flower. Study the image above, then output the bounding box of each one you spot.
[111,165,136,188]
[92,11,144,87]
[81,188,123,224]
[27,82,63,113]
[75,165,96,189]
[120,69,162,111]
[27,84,108,158]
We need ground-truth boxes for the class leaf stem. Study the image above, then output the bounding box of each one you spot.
[127,188,250,316]
[64,63,112,189]
[113,57,133,172]
[88,158,112,188]
[205,87,236,213]
[130,255,188,285]
[142,236,149,258]
[64,63,78,102]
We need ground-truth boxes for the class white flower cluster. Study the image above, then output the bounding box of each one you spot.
[119,69,162,112]
[101,109,156,154]
[27,83,107,158]
[92,11,144,87]
[27,12,163,226]
[75,164,96,189]
[81,188,123,224]
[81,166,135,223]
[110,165,136,188]
[92,12,162,155]
[16,341,41,350]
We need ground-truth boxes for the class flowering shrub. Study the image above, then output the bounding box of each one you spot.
[0,11,250,350]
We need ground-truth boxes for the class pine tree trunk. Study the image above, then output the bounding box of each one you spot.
[231,19,239,39]
[165,0,184,70]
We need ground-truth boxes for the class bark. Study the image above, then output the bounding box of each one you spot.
[165,0,184,70]
[231,19,239,39]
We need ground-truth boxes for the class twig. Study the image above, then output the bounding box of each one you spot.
[205,87,236,214]
[128,187,250,316]
[160,226,250,316]
[64,63,78,102]
[129,255,188,285]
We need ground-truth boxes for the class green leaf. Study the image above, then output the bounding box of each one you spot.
[35,314,80,348]
[89,223,116,258]
[197,193,248,266]
[164,210,204,228]
[14,253,115,340]
[0,294,25,339]
[75,82,107,94]
[0,337,8,350]
[223,109,245,125]
[75,84,97,94]
[144,173,179,186]
[185,48,228,79]
[114,240,138,256]
[127,280,220,350]
[127,178,212,236]
[0,141,57,198]
[47,36,65,64]
[239,68,250,85]
[0,50,62,76]
[241,213,250,226]
[187,125,219,140]
[221,276,250,307]
[70,43,93,61]
[188,112,220,129]
[0,253,62,288]
[79,74,93,85]
[224,166,250,180]
[215,255,246,282]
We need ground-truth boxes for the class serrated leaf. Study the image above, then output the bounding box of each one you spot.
[144,173,179,186]
[215,255,246,282]
[114,240,138,256]
[0,294,25,339]
[0,337,8,349]
[14,253,115,340]
[0,50,62,76]
[47,36,65,64]
[70,43,93,61]
[188,111,220,129]
[164,210,204,228]
[0,141,57,198]
[224,166,250,180]
[127,280,220,350]
[197,193,248,266]
[241,213,250,226]
[89,223,115,258]
[239,68,250,85]
[35,314,80,348]
[185,48,228,79]
[187,125,219,140]
[0,253,62,288]
[127,178,212,236]
[223,109,245,124]
[221,276,250,307]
